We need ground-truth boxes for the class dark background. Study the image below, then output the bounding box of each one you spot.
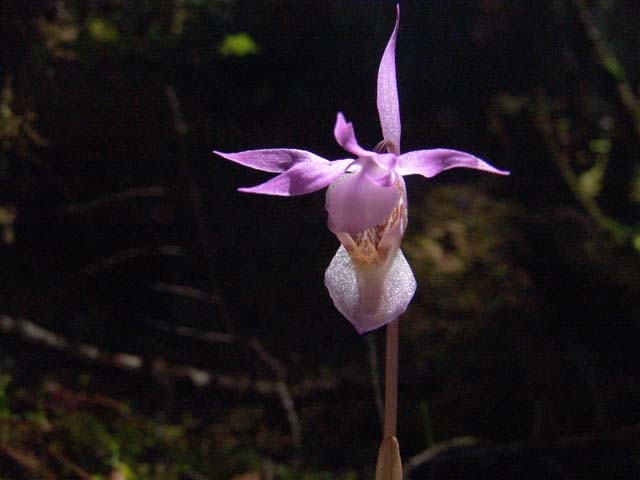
[1,0,639,478]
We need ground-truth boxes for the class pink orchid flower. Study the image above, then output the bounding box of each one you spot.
[214,5,508,334]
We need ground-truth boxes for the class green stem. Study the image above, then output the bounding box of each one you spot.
[573,0,640,137]
[383,318,399,439]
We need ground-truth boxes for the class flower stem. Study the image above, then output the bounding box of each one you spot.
[383,318,399,439]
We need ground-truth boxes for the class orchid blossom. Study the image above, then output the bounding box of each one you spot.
[214,5,508,335]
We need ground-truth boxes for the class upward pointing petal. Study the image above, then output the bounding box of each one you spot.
[377,4,401,154]
[333,113,371,158]
[214,149,330,173]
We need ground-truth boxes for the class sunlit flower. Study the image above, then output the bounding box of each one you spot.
[214,5,508,334]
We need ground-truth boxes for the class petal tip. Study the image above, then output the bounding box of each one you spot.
[237,186,264,195]
[485,165,511,176]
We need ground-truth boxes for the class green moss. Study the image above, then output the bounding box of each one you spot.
[218,32,260,57]
[87,17,120,43]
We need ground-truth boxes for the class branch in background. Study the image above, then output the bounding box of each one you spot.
[532,95,633,243]
[274,381,302,463]
[0,442,57,480]
[153,282,225,308]
[0,399,114,479]
[144,315,304,459]
[404,436,479,475]
[573,0,640,137]
[404,423,640,476]
[142,317,234,345]
[180,472,212,480]
[0,316,336,398]
[140,301,281,376]
[251,337,302,463]
[164,85,188,136]
[146,283,303,462]
[57,186,168,216]
[153,280,237,343]
[44,382,129,415]
[164,85,231,338]
[46,445,94,480]
[78,244,188,276]
[164,85,213,268]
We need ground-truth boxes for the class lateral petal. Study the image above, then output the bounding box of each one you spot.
[324,246,416,334]
[376,4,401,154]
[239,158,352,196]
[397,149,510,178]
[214,149,331,173]
[333,112,371,158]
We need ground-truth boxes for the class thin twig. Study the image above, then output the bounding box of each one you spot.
[532,95,632,243]
[275,381,303,463]
[248,337,286,378]
[164,85,212,265]
[46,445,94,480]
[573,0,640,136]
[403,436,479,474]
[78,244,188,276]
[141,316,234,344]
[0,442,56,480]
[404,422,640,475]
[57,186,168,216]
[152,282,224,307]
[44,381,129,415]
[165,84,230,338]
[164,85,188,136]
[179,472,211,480]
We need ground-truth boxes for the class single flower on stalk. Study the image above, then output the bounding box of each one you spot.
[214,5,508,334]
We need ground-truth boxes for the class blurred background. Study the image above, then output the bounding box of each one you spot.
[1,0,639,478]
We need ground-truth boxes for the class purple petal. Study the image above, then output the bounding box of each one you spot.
[324,246,416,334]
[366,154,398,185]
[326,159,400,234]
[214,149,330,173]
[239,159,352,196]
[397,149,510,178]
[376,4,401,154]
[333,112,370,158]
